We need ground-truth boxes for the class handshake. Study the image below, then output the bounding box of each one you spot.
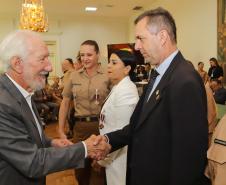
[84,135,111,160]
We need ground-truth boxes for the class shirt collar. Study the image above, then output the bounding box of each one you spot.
[114,76,130,87]
[5,73,33,99]
[155,50,179,76]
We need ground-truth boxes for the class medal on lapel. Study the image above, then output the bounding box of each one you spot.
[156,90,160,100]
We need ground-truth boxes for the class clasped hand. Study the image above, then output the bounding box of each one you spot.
[84,135,111,160]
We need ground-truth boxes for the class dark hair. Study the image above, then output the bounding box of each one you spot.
[76,51,81,62]
[134,7,177,43]
[211,78,222,85]
[209,57,219,66]
[198,61,204,65]
[81,40,99,53]
[111,50,137,77]
[65,58,74,65]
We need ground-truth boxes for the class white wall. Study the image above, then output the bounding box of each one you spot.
[128,0,217,71]
[0,16,129,76]
[0,18,17,40]
[59,17,128,62]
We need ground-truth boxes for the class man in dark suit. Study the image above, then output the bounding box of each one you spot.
[94,7,208,185]
[0,30,110,185]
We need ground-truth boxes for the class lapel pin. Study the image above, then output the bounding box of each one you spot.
[156,94,160,100]
[156,90,159,95]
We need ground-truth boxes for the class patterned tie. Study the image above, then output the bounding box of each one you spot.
[143,69,159,103]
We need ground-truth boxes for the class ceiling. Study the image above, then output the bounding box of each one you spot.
[0,0,155,19]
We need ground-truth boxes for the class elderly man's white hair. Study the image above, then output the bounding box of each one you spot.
[0,30,41,72]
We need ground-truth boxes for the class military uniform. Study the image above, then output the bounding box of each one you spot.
[206,115,226,185]
[62,68,75,87]
[62,66,110,185]
[61,68,76,137]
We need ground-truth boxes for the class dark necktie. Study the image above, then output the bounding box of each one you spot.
[143,69,159,103]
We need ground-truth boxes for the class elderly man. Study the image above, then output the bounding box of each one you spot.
[94,7,208,185]
[0,30,110,185]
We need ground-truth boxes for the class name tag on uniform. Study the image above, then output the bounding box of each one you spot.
[214,138,226,146]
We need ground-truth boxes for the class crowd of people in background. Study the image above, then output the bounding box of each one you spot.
[197,57,226,105]
[195,57,226,185]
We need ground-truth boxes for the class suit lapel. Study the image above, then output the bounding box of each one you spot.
[134,52,185,129]
[129,90,147,129]
[31,97,46,143]
[20,100,43,146]
[1,74,44,146]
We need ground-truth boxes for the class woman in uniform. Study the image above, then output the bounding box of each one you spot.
[58,40,110,185]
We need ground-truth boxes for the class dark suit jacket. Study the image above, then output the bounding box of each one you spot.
[0,74,85,185]
[107,52,208,185]
[208,66,223,79]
